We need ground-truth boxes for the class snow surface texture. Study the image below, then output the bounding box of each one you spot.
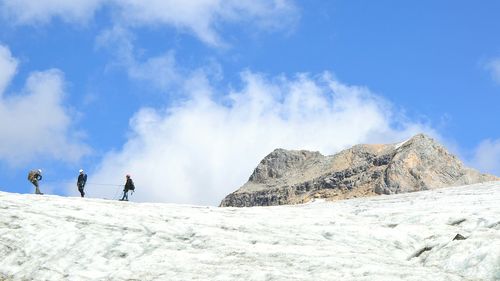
[0,182,499,281]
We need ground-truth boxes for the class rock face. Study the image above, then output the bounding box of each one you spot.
[220,134,499,207]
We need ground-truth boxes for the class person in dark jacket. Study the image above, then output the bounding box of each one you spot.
[120,174,135,201]
[77,169,87,197]
[27,169,43,195]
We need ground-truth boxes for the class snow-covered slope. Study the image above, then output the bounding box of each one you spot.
[0,182,499,281]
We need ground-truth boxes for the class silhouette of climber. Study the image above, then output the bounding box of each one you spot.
[120,174,135,201]
[77,169,87,197]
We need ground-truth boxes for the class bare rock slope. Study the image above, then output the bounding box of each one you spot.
[220,134,498,207]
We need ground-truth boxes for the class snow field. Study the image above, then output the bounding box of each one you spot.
[0,181,499,280]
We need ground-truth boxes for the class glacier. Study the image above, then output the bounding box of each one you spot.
[0,181,499,281]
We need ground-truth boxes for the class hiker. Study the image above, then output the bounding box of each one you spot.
[120,174,135,201]
[77,169,87,197]
[27,169,43,195]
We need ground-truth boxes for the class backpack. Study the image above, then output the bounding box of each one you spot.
[27,170,36,181]
[126,178,135,191]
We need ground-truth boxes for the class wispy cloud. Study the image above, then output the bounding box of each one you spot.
[96,26,225,93]
[0,45,18,94]
[485,58,500,84]
[1,0,299,46]
[0,44,90,165]
[96,26,182,91]
[0,0,103,25]
[472,138,500,176]
[86,70,435,206]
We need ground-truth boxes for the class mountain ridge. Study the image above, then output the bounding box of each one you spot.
[220,134,498,207]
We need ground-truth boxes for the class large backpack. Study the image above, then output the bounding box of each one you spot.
[27,170,36,181]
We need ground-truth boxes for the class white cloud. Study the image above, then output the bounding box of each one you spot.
[472,139,500,176]
[86,71,435,206]
[115,0,298,45]
[0,0,103,25]
[486,58,500,84]
[127,52,179,89]
[1,0,298,46]
[0,45,18,94]
[96,26,223,92]
[96,26,182,90]
[0,44,90,165]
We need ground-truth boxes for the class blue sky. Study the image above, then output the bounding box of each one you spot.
[0,1,499,205]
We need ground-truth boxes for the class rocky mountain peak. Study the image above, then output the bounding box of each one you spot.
[220,134,499,207]
[248,149,323,184]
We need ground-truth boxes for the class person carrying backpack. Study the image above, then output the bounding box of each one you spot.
[27,169,43,195]
[77,169,87,197]
[120,174,135,201]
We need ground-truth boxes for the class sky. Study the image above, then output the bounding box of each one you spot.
[0,0,499,206]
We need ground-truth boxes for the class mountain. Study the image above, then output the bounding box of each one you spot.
[0,182,499,280]
[220,134,498,207]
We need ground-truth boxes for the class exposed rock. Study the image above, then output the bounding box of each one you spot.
[220,134,499,207]
[453,234,467,241]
